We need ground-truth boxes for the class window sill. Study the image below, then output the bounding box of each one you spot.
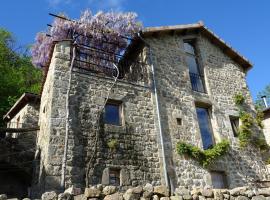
[104,124,127,133]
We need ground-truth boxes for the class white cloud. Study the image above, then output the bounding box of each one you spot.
[88,0,126,11]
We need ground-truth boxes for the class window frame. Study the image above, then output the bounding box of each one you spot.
[183,39,206,93]
[103,100,123,126]
[229,116,239,137]
[195,105,215,150]
[109,168,120,186]
[210,171,228,189]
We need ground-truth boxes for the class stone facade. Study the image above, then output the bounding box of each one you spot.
[145,33,269,189]
[34,26,270,195]
[6,102,39,148]
[263,109,270,146]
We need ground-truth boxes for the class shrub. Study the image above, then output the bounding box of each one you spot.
[233,93,245,105]
[176,140,230,167]
[107,139,118,150]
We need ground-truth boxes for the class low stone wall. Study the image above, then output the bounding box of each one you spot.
[3,184,270,200]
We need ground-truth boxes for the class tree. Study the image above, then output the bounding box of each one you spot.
[256,84,270,108]
[0,28,42,126]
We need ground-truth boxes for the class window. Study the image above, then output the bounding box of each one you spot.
[211,171,228,189]
[229,116,239,137]
[184,41,205,93]
[196,107,214,150]
[109,169,120,186]
[104,101,122,125]
[176,118,182,126]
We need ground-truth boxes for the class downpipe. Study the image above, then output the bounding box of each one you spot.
[138,33,169,188]
[61,41,77,190]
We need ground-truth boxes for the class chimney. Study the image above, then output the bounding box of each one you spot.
[261,95,268,108]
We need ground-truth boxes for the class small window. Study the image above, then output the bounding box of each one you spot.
[109,169,120,186]
[229,116,239,137]
[211,171,228,189]
[104,101,122,125]
[196,107,215,150]
[176,118,182,125]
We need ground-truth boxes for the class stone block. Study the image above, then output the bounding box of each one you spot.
[235,196,249,200]
[84,188,101,198]
[154,186,169,197]
[252,196,266,200]
[64,186,82,195]
[42,191,58,200]
[201,189,213,198]
[170,196,183,200]
[120,168,130,186]
[104,192,124,200]
[0,195,7,200]
[58,193,73,200]
[123,188,140,200]
[258,189,270,197]
[102,168,110,185]
[183,195,192,200]
[230,187,247,196]
[103,186,117,195]
[176,188,190,196]
[153,195,159,200]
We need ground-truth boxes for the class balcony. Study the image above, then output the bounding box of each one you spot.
[189,72,206,93]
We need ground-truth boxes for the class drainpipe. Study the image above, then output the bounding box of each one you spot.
[138,33,169,188]
[61,40,77,190]
[261,95,268,108]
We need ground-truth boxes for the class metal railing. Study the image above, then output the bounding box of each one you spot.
[189,72,206,93]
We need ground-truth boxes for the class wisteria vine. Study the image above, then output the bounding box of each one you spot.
[31,10,143,68]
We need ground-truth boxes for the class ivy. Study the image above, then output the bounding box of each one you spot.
[233,93,269,151]
[107,139,118,151]
[176,140,230,168]
[233,93,245,105]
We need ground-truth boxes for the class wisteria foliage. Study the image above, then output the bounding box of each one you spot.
[31,10,142,68]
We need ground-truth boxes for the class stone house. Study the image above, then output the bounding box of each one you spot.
[1,93,40,198]
[3,22,269,196]
[263,107,270,145]
[3,92,40,148]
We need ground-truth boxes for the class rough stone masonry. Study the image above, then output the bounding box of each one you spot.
[34,23,269,195]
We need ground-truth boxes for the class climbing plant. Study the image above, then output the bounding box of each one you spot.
[31,10,143,68]
[107,138,118,151]
[233,93,269,151]
[176,140,230,168]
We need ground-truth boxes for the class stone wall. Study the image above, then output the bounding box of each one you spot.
[7,102,39,148]
[35,41,163,194]
[263,112,270,146]
[36,41,72,192]
[145,32,269,189]
[35,31,270,195]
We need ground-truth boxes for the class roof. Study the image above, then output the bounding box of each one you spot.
[141,22,253,70]
[3,93,40,122]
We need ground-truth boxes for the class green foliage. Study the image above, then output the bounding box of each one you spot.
[255,107,264,129]
[233,93,269,151]
[176,140,230,167]
[0,28,42,126]
[107,139,118,150]
[233,93,245,105]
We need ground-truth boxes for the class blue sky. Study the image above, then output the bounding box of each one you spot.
[0,0,269,100]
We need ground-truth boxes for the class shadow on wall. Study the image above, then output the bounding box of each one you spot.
[0,162,32,198]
